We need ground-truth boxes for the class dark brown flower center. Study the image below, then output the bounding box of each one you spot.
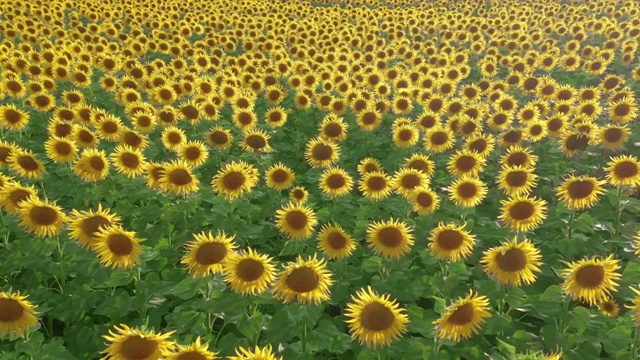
[222,172,245,190]
[457,182,478,198]
[285,267,320,293]
[285,210,308,230]
[495,248,527,272]
[447,303,474,325]
[120,335,158,359]
[377,227,403,247]
[360,302,394,331]
[575,264,604,289]
[18,155,39,171]
[327,231,347,249]
[107,234,133,256]
[506,171,528,187]
[81,216,110,238]
[29,206,58,225]
[567,180,595,199]
[236,258,264,281]
[311,143,333,161]
[613,161,638,178]
[195,242,227,265]
[509,201,535,220]
[0,298,25,322]
[169,169,192,186]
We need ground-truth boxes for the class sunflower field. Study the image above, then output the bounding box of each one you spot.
[1,0,640,359]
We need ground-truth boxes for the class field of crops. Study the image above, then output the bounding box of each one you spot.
[1,0,640,359]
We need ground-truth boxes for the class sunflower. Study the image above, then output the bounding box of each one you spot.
[0,182,38,215]
[72,149,110,182]
[264,106,289,128]
[357,157,383,176]
[319,167,354,198]
[7,149,45,179]
[73,125,99,149]
[273,255,334,305]
[602,155,639,188]
[366,218,414,260]
[498,195,548,232]
[275,202,318,240]
[599,124,629,150]
[598,297,619,317]
[120,129,149,151]
[42,136,76,164]
[403,154,435,178]
[161,337,217,360]
[487,111,514,132]
[556,175,606,210]
[0,291,39,339]
[305,137,340,168]
[211,161,259,200]
[102,324,174,360]
[223,248,276,296]
[608,97,637,123]
[178,140,209,168]
[232,109,258,130]
[228,345,281,360]
[481,238,542,287]
[446,150,486,178]
[1,76,27,98]
[434,290,491,342]
[93,225,143,269]
[161,126,187,151]
[289,186,309,204]
[28,92,56,112]
[356,105,383,131]
[561,255,621,305]
[392,124,420,148]
[205,127,233,150]
[358,171,393,200]
[159,160,200,196]
[17,196,66,238]
[392,168,429,198]
[407,186,439,216]
[110,145,147,179]
[240,129,272,153]
[626,287,640,325]
[344,286,409,349]
[68,204,121,249]
[0,105,29,131]
[61,90,85,107]
[317,223,356,260]
[500,145,538,168]
[496,165,539,196]
[428,222,475,261]
[181,230,237,278]
[449,176,488,208]
[265,162,295,190]
[319,114,348,142]
[424,127,455,153]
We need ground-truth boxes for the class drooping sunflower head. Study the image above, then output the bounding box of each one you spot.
[561,255,621,305]
[434,290,492,343]
[275,201,318,241]
[556,175,607,210]
[481,237,543,287]
[366,218,415,260]
[222,248,276,296]
[273,254,334,305]
[0,291,39,339]
[344,286,409,349]
[102,324,175,360]
[181,230,237,278]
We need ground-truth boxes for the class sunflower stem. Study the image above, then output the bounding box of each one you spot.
[301,322,308,359]
[614,187,623,236]
[567,210,575,242]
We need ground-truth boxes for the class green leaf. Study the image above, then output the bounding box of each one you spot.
[601,326,631,355]
[169,277,202,300]
[497,338,516,357]
[236,311,263,340]
[567,306,591,334]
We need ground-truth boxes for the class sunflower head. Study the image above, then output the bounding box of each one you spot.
[366,218,415,260]
[182,231,237,278]
[273,254,334,305]
[102,324,175,360]
[481,237,543,287]
[0,291,39,339]
[561,255,621,305]
[344,286,409,349]
[223,248,276,296]
[434,290,491,342]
